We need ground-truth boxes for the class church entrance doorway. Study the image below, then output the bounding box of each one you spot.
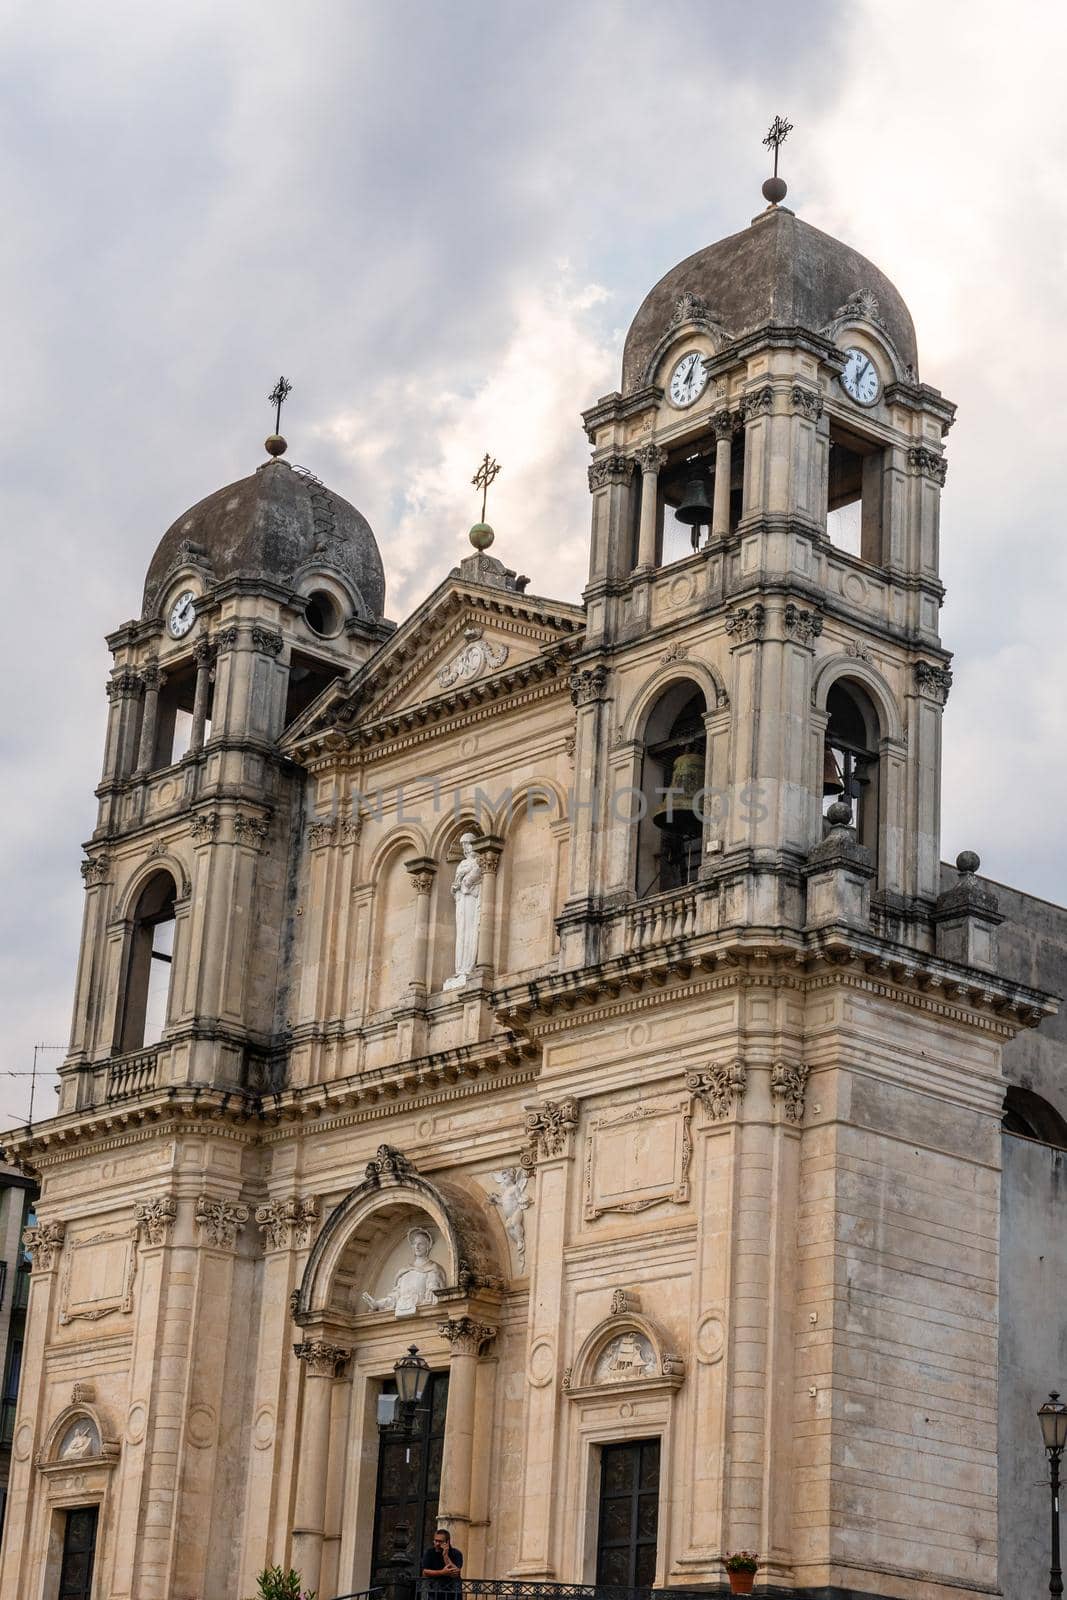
[57,1506,98,1600]
[595,1438,660,1588]
[370,1370,450,1584]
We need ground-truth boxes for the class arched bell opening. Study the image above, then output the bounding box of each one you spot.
[822,680,881,855]
[635,682,709,897]
[657,434,744,565]
[118,871,178,1052]
[1003,1086,1067,1150]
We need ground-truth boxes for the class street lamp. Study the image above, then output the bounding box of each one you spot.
[378,1345,431,1457]
[1038,1392,1067,1599]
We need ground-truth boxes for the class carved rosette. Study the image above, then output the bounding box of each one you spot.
[587,454,634,492]
[135,1196,177,1246]
[255,1197,320,1251]
[438,1316,497,1356]
[308,817,338,849]
[22,1220,66,1270]
[914,660,953,704]
[687,1062,747,1120]
[771,1061,810,1123]
[195,1195,249,1249]
[522,1098,579,1166]
[633,443,667,477]
[233,814,269,850]
[724,604,766,643]
[569,665,609,706]
[294,1340,351,1379]
[365,1144,415,1182]
[907,446,948,486]
[783,603,824,645]
[189,811,219,844]
[791,385,824,422]
[80,854,110,888]
[105,668,143,702]
[741,385,774,421]
[250,626,284,656]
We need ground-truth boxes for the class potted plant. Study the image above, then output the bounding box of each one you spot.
[245,1567,316,1600]
[723,1551,759,1594]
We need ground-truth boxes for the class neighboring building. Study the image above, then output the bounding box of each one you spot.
[0,1164,37,1546]
[1,177,1064,1600]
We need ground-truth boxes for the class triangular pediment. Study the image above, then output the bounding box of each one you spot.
[280,561,584,753]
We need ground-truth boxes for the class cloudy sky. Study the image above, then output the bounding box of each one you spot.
[2,0,1065,1126]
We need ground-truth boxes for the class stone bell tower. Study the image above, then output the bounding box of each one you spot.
[64,421,392,1110]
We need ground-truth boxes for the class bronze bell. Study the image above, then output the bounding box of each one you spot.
[675,473,713,538]
[652,748,705,836]
[822,744,844,797]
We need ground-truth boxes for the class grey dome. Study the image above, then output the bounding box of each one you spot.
[622,206,917,394]
[143,457,386,620]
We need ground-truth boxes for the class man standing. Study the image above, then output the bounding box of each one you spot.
[421,1528,464,1597]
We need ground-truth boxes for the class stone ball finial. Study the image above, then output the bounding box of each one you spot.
[469,522,495,551]
[762,175,788,205]
[264,434,288,458]
[956,850,981,876]
[826,801,853,827]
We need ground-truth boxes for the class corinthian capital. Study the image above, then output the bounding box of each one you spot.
[22,1219,66,1270]
[294,1339,351,1378]
[522,1097,579,1165]
[438,1316,497,1356]
[633,443,667,476]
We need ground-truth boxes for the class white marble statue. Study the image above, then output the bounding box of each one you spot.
[443,832,483,990]
[362,1225,447,1318]
[60,1419,98,1460]
[489,1167,532,1265]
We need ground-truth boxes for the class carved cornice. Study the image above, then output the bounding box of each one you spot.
[632,443,668,476]
[783,603,823,645]
[771,1060,809,1122]
[570,665,610,706]
[914,660,953,704]
[23,1219,66,1269]
[724,604,766,643]
[256,1196,320,1251]
[522,1098,579,1166]
[135,1195,177,1246]
[908,446,948,486]
[438,1316,497,1356]
[195,1195,249,1249]
[687,1061,746,1120]
[587,454,634,492]
[294,1339,351,1378]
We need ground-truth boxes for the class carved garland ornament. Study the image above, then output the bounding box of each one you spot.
[195,1195,249,1249]
[437,628,509,688]
[771,1061,810,1123]
[522,1098,579,1166]
[22,1220,66,1270]
[135,1196,177,1246]
[256,1197,320,1251]
[687,1061,747,1120]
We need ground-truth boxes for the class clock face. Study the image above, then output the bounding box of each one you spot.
[167,590,197,639]
[841,348,880,405]
[668,350,709,408]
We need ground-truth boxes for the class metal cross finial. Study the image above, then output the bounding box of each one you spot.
[763,115,794,178]
[268,376,292,434]
[471,452,502,523]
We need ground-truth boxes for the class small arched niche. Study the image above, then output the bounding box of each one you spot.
[635,682,708,897]
[822,679,880,854]
[119,870,178,1052]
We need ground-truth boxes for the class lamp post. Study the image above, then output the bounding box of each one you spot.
[1038,1392,1067,1599]
[379,1345,431,1462]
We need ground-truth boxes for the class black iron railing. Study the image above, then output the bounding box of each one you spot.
[332,1580,720,1600]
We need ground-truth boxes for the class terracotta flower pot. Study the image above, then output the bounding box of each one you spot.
[727,1570,756,1594]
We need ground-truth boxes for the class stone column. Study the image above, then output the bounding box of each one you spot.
[711,411,734,538]
[188,637,216,755]
[102,668,145,782]
[473,835,504,973]
[292,1339,351,1597]
[437,1317,497,1536]
[135,660,166,775]
[633,443,667,570]
[404,858,437,995]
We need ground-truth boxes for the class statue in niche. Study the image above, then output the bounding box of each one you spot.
[59,1418,99,1460]
[362,1225,447,1318]
[443,833,482,990]
[488,1167,532,1266]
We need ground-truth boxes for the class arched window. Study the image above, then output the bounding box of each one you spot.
[823,681,880,853]
[1003,1086,1067,1149]
[119,873,177,1052]
[635,684,708,896]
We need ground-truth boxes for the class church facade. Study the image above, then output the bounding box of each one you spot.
[1,190,1062,1600]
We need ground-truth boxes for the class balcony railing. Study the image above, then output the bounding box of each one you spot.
[333,1579,721,1600]
[626,882,716,954]
[106,1047,161,1102]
